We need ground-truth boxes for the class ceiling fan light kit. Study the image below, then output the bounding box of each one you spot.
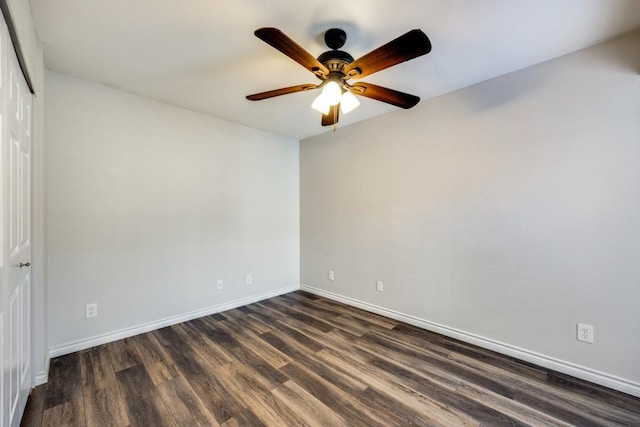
[339,91,360,114]
[246,26,432,127]
[320,80,342,106]
[311,92,331,115]
[311,86,360,116]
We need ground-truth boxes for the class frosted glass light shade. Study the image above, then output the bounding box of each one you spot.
[340,91,360,114]
[311,93,330,115]
[322,81,342,106]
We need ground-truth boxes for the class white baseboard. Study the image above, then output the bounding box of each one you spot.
[301,284,640,398]
[35,369,48,386]
[48,285,300,360]
[34,355,50,385]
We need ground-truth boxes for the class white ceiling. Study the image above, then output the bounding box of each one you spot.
[29,0,640,140]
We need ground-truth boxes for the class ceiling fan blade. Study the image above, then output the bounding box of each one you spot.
[351,83,420,109]
[344,29,431,79]
[255,27,330,78]
[246,84,318,101]
[321,104,339,126]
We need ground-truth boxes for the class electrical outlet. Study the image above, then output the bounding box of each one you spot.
[577,323,594,343]
[328,270,335,281]
[85,303,98,319]
[376,281,384,292]
[246,274,252,285]
[216,279,223,290]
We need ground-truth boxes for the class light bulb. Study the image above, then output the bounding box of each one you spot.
[340,91,360,114]
[321,81,342,106]
[311,93,330,115]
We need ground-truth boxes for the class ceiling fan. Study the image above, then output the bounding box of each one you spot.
[246,27,432,127]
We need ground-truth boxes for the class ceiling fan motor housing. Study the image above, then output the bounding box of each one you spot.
[316,28,354,75]
[317,49,354,73]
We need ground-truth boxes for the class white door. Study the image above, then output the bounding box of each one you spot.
[0,13,33,427]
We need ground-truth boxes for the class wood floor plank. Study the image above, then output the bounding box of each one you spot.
[513,386,613,426]
[214,363,304,426]
[360,386,452,427]
[82,386,129,427]
[239,306,372,400]
[22,291,640,427]
[280,292,392,337]
[439,335,549,380]
[348,331,463,391]
[171,321,232,369]
[279,293,346,319]
[262,297,335,333]
[241,304,282,328]
[313,297,399,329]
[105,337,141,372]
[79,347,130,427]
[379,323,456,358]
[287,291,321,302]
[257,317,377,396]
[514,382,640,426]
[451,347,640,425]
[20,386,46,427]
[80,347,115,390]
[330,314,375,336]
[272,380,347,427]
[247,301,290,324]
[361,330,518,398]
[315,348,481,426]
[222,307,272,334]
[130,332,180,385]
[324,329,376,364]
[192,317,289,388]
[156,375,220,426]
[219,408,267,427]
[312,348,379,393]
[259,329,315,361]
[263,319,325,354]
[447,348,549,386]
[279,361,389,426]
[115,364,176,427]
[208,312,228,321]
[152,327,247,424]
[456,380,573,427]
[42,398,86,427]
[547,371,640,415]
[331,349,480,426]
[44,353,82,409]
[213,316,292,369]
[220,418,242,427]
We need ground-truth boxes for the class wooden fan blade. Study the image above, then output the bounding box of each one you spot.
[321,104,340,126]
[255,27,330,77]
[351,83,420,109]
[246,84,318,101]
[344,29,431,79]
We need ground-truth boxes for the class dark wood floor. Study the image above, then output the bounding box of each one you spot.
[22,291,640,426]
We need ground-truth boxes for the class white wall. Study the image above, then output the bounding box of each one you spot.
[46,71,299,353]
[301,31,640,395]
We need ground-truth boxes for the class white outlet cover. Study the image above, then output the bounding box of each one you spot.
[376,281,384,292]
[577,323,594,343]
[216,279,223,290]
[85,303,98,319]
[246,274,252,285]
[328,270,334,281]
